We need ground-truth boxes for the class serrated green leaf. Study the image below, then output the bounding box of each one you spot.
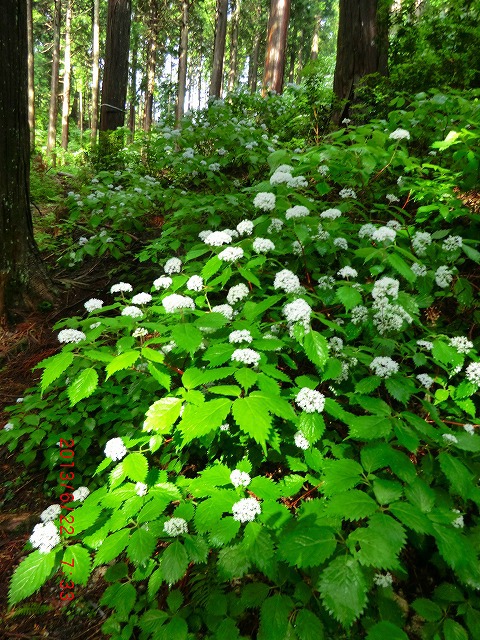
[171,323,203,353]
[105,350,140,378]
[355,376,382,394]
[242,522,275,573]
[127,528,156,565]
[62,545,91,586]
[232,396,272,447]
[202,255,223,279]
[234,368,258,392]
[349,415,392,440]
[122,453,148,482]
[147,363,171,390]
[443,619,469,640]
[67,368,99,406]
[161,540,188,585]
[304,331,329,369]
[209,517,241,547]
[40,351,74,393]
[366,621,409,640]
[327,490,378,520]
[144,397,183,434]
[295,609,324,640]
[257,593,293,640]
[336,285,363,311]
[147,568,163,599]
[8,550,57,606]
[322,459,364,496]
[183,534,209,563]
[439,452,473,500]
[72,504,101,533]
[179,398,232,443]
[100,581,137,620]
[412,598,442,622]
[385,377,415,404]
[139,609,169,634]
[373,479,403,505]
[217,543,251,579]
[463,244,480,264]
[319,556,368,628]
[278,522,336,568]
[141,346,165,363]
[389,501,433,534]
[432,340,463,368]
[298,412,325,443]
[348,514,406,569]
[387,253,415,283]
[94,529,130,567]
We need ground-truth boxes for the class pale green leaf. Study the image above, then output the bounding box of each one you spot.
[318,556,368,628]
[67,368,99,407]
[40,351,74,393]
[172,323,203,352]
[8,550,57,605]
[179,398,232,443]
[304,331,329,369]
[93,529,130,567]
[278,523,336,568]
[62,545,92,586]
[144,397,183,434]
[122,452,148,482]
[105,350,140,378]
[232,396,272,447]
[127,528,156,565]
[161,541,189,585]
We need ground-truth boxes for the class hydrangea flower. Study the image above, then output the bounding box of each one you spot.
[372,226,396,243]
[329,337,344,354]
[58,329,86,344]
[318,165,329,176]
[412,231,432,256]
[442,433,458,444]
[40,504,62,523]
[416,373,434,389]
[318,276,335,290]
[164,517,188,536]
[435,265,453,288]
[218,247,244,262]
[295,388,325,413]
[320,208,342,220]
[351,305,369,324]
[153,276,173,290]
[72,486,90,502]
[270,171,291,185]
[287,176,308,188]
[294,431,310,450]
[253,238,275,253]
[84,298,104,312]
[464,424,475,435]
[226,283,249,305]
[211,304,234,319]
[135,482,148,497]
[374,573,393,588]
[449,336,473,354]
[292,240,303,255]
[253,192,276,211]
[203,231,232,247]
[333,237,348,250]
[283,299,312,324]
[198,230,213,241]
[267,218,283,233]
[337,266,357,279]
[389,128,410,141]
[411,263,427,277]
[358,224,376,239]
[452,510,464,528]
[442,235,463,252]
[3,422,14,431]
[229,330,253,344]
[121,305,143,319]
[285,205,309,220]
[386,194,400,203]
[186,275,203,292]
[339,188,357,199]
[230,469,251,487]
[274,269,301,293]
[231,348,261,366]
[29,522,61,554]
[162,294,195,313]
[237,220,254,235]
[372,277,399,300]
[465,362,480,385]
[131,292,152,305]
[232,497,261,522]
[164,257,182,274]
[209,163,220,172]
[386,220,402,230]
[370,356,399,378]
[372,298,412,335]
[104,437,128,461]
[417,340,433,350]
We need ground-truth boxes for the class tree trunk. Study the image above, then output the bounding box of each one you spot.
[27,0,35,151]
[227,0,241,92]
[47,0,61,160]
[61,0,72,151]
[295,30,303,84]
[100,0,132,132]
[144,0,160,132]
[333,0,387,123]
[78,86,84,141]
[263,0,291,94]
[209,0,228,99]
[248,30,262,93]
[0,0,54,326]
[128,24,138,139]
[175,0,189,125]
[310,12,321,60]
[91,0,100,144]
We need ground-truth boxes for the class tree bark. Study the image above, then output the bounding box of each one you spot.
[128,24,138,138]
[175,0,189,125]
[227,0,241,92]
[61,0,72,150]
[143,0,159,131]
[295,30,303,84]
[310,12,321,60]
[91,0,100,143]
[0,0,54,326]
[248,29,262,93]
[263,0,291,94]
[47,0,62,160]
[209,0,228,99]
[100,0,132,132]
[27,0,35,151]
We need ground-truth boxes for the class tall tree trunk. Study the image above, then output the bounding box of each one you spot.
[175,0,189,125]
[144,0,159,132]
[100,0,132,132]
[333,0,387,123]
[47,0,61,160]
[78,85,84,141]
[263,0,291,94]
[209,0,228,99]
[310,13,321,60]
[128,24,138,139]
[61,0,72,151]
[248,29,262,92]
[227,0,241,92]
[287,43,295,83]
[27,0,35,151]
[0,0,54,325]
[295,30,303,84]
[91,0,100,143]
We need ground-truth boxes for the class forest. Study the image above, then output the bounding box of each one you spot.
[0,0,480,638]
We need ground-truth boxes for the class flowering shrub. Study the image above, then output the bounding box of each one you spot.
[3,101,480,639]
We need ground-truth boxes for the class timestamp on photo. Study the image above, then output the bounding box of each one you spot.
[59,438,76,602]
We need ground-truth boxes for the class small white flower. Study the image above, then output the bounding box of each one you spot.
[89,322,101,330]
[198,230,213,241]
[318,165,329,176]
[416,373,434,389]
[337,266,357,279]
[417,340,433,350]
[237,220,254,235]
[339,188,357,199]
[318,276,335,290]
[104,437,128,461]
[294,431,310,450]
[253,237,275,253]
[78,236,88,246]
[296,388,325,413]
[186,275,204,292]
[465,362,480,385]
[372,226,396,243]
[72,486,90,502]
[358,223,376,239]
[29,521,61,554]
[110,282,133,294]
[372,277,399,300]
[253,192,276,211]
[135,482,148,497]
[211,304,234,320]
[283,299,312,324]
[132,327,148,338]
[121,305,143,319]
[320,208,342,220]
[370,356,399,378]
[230,469,251,487]
[292,240,303,255]
[374,573,393,588]
[232,497,261,522]
[449,336,473,354]
[287,176,308,188]
[40,504,62,523]
[231,348,261,366]
[163,517,188,536]
[227,283,249,305]
[220,423,230,432]
[389,128,410,141]
[285,205,310,220]
[464,424,475,435]
[274,270,301,294]
[442,235,463,252]
[351,305,368,324]
[411,262,427,277]
[218,247,244,262]
[386,220,402,230]
[153,276,173,290]
[270,171,292,186]
[58,329,86,344]
[3,422,14,431]
[412,231,432,256]
[435,265,453,288]
[131,292,152,305]
[162,294,195,313]
[452,511,464,528]
[164,257,182,274]
[209,163,220,172]
[329,337,344,355]
[204,231,232,247]
[386,194,400,203]
[442,433,458,444]
[229,330,253,344]
[333,237,348,250]
[267,218,284,234]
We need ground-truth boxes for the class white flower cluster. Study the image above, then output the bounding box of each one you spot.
[231,348,261,366]
[449,336,473,354]
[337,266,357,279]
[339,188,357,199]
[274,269,301,294]
[153,276,172,290]
[329,337,344,355]
[359,224,376,239]
[163,294,195,313]
[320,208,342,220]
[204,231,232,247]
[40,504,61,523]
[452,510,464,528]
[318,164,329,176]
[58,329,86,344]
[334,238,348,250]
[232,497,261,522]
[209,163,220,172]
[121,305,143,318]
[288,176,308,188]
[412,231,432,256]
[466,362,480,385]
[372,297,412,335]
[295,387,325,413]
[211,304,234,319]
[164,257,182,274]
[29,522,61,554]
[135,482,148,497]
[283,299,312,325]
[84,298,104,312]
[132,292,152,305]
[227,283,249,305]
[372,226,396,243]
[237,220,254,235]
[374,573,393,588]
[163,517,188,536]
[3,422,14,431]
[370,356,399,378]
[464,424,475,435]
[435,265,453,288]
[417,340,433,350]
[230,469,251,487]
[199,230,212,241]
[442,433,458,444]
[285,205,310,220]
[318,276,335,290]
[253,237,275,253]
[351,305,368,325]
[294,431,310,450]
[417,373,434,389]
[386,220,402,230]
[386,194,400,203]
[132,327,148,338]
[442,235,463,252]
[104,437,128,461]
[186,275,203,292]
[218,247,244,262]
[315,225,330,241]
[389,128,410,141]
[229,330,253,344]
[72,486,90,502]
[253,192,276,211]
[268,218,284,234]
[372,277,399,300]
[411,262,427,277]
[292,240,303,255]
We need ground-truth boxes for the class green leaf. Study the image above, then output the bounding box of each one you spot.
[148,363,171,391]
[278,522,336,568]
[385,377,415,404]
[238,266,261,287]
[322,459,364,496]
[144,397,183,434]
[127,528,156,565]
[443,619,469,640]
[209,517,241,547]
[336,285,363,311]
[242,522,275,573]
[373,479,403,505]
[171,323,203,353]
[122,453,148,482]
[62,546,92,586]
[348,415,392,440]
[67,368,99,407]
[94,529,130,567]
[304,331,329,369]
[432,340,463,368]
[327,490,378,520]
[257,594,293,640]
[179,398,232,443]
[298,412,325,443]
[137,495,172,524]
[141,346,165,364]
[40,351,74,393]
[232,396,272,447]
[243,295,283,321]
[202,255,223,280]
[217,544,250,580]
[72,504,102,533]
[355,376,382,394]
[366,621,409,640]
[463,244,480,264]
[412,598,442,622]
[389,501,433,534]
[139,609,169,634]
[348,514,406,569]
[183,534,209,564]
[105,350,140,378]
[295,609,324,640]
[439,452,473,500]
[100,581,137,621]
[161,541,188,585]
[387,253,415,283]
[8,550,57,605]
[234,368,258,392]
[318,556,367,628]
